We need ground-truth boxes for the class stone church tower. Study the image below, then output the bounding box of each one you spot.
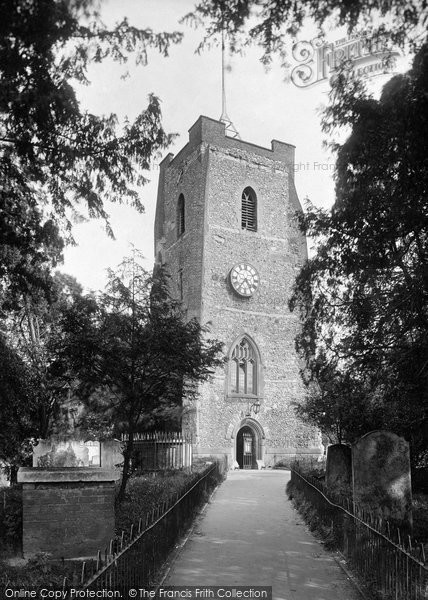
[154,116,321,467]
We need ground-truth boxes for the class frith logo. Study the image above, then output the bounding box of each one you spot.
[290,33,400,88]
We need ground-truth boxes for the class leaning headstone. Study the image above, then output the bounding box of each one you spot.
[325,444,352,498]
[352,431,412,526]
[18,467,120,559]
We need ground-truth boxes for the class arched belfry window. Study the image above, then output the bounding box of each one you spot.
[229,337,259,396]
[241,187,257,232]
[177,194,185,237]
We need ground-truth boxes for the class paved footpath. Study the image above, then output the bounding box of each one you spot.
[163,470,360,600]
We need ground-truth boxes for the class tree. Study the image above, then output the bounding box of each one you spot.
[0,271,94,480]
[0,0,182,308]
[293,349,388,445]
[186,0,426,58]
[0,334,39,482]
[0,272,88,482]
[60,253,224,501]
[289,44,428,460]
[4,272,86,439]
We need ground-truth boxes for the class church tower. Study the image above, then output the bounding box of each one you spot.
[154,116,321,467]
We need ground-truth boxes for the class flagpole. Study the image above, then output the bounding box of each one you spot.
[219,27,240,139]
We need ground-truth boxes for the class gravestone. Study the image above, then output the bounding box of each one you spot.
[33,438,101,467]
[325,444,352,498]
[18,467,120,559]
[34,438,122,470]
[352,431,412,526]
[100,439,123,469]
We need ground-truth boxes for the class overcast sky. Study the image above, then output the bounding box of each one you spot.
[61,0,410,292]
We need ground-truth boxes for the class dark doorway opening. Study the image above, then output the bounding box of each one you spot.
[236,425,257,469]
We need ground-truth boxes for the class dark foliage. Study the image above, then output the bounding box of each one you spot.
[0,0,182,308]
[289,45,428,460]
[0,335,37,476]
[0,485,22,556]
[185,0,426,62]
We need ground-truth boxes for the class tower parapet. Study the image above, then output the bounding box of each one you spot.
[165,116,296,174]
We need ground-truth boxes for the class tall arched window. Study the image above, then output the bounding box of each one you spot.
[177,194,185,237]
[241,187,257,232]
[229,337,258,396]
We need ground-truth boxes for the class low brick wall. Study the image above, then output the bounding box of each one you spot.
[18,468,120,559]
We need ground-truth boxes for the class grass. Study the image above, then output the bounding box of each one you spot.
[286,481,337,548]
[0,554,84,590]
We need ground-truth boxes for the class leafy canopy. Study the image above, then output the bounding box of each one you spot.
[185,0,427,60]
[0,0,182,306]
[290,44,428,453]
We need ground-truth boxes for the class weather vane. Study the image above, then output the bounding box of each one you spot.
[219,29,240,139]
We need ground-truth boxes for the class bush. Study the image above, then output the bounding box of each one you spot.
[0,485,22,556]
[412,493,428,543]
[115,461,225,535]
[275,455,326,477]
[413,466,428,494]
[115,470,194,534]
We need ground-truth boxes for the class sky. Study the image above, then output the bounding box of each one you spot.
[61,0,410,292]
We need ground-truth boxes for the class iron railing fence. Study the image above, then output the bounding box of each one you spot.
[290,468,428,600]
[122,432,193,471]
[75,460,225,593]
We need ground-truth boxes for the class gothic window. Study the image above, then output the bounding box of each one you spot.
[177,194,185,237]
[241,187,257,232]
[229,337,258,396]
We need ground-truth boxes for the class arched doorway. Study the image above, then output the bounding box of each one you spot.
[236,425,257,469]
[228,417,267,468]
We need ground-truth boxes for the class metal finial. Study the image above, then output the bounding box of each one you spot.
[220,29,240,139]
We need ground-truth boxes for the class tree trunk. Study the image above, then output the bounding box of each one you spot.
[116,434,134,504]
[9,465,18,485]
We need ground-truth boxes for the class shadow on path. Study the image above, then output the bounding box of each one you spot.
[164,470,360,600]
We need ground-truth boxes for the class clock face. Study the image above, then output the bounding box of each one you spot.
[230,263,260,297]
